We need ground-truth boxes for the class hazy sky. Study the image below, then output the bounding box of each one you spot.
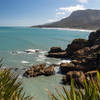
[0,0,100,26]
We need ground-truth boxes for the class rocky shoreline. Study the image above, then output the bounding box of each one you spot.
[23,29,100,87]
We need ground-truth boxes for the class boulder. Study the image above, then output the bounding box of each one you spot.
[60,62,75,73]
[85,70,99,81]
[71,60,82,65]
[66,39,88,57]
[72,47,91,60]
[85,70,99,78]
[23,64,55,77]
[62,71,85,87]
[47,47,67,58]
[88,29,100,46]
[48,47,63,53]
[44,65,55,76]
[47,51,67,58]
[60,62,83,73]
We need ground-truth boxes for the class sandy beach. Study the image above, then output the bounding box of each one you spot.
[41,27,95,32]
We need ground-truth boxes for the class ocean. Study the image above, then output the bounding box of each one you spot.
[0,27,90,100]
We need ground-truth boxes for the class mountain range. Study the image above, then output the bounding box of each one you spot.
[33,9,100,30]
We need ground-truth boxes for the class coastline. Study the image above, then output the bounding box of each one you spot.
[39,27,95,32]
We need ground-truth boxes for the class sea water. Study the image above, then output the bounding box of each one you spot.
[0,27,90,100]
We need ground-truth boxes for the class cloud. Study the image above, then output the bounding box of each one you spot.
[57,4,86,13]
[48,19,57,22]
[77,0,88,3]
[48,4,86,23]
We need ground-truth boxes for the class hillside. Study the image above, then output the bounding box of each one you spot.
[33,9,100,30]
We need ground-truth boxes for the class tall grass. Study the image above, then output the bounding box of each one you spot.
[0,63,32,100]
[48,72,100,100]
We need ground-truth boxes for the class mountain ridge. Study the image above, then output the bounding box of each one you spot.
[32,9,100,30]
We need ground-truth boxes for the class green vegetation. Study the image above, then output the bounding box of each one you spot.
[48,72,100,100]
[0,64,32,100]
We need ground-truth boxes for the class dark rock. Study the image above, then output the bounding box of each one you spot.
[71,60,82,65]
[66,39,88,57]
[60,62,84,73]
[47,51,67,58]
[48,47,63,53]
[62,71,85,87]
[85,70,99,78]
[47,47,67,58]
[72,47,91,60]
[88,29,100,46]
[60,62,75,73]
[85,70,99,81]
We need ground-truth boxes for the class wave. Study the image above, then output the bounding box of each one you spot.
[10,48,47,55]
[57,60,71,65]
[24,49,40,54]
[36,54,47,62]
[10,51,25,55]
[10,48,48,55]
[21,60,30,64]
[54,67,60,73]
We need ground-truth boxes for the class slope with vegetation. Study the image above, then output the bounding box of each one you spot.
[33,9,100,30]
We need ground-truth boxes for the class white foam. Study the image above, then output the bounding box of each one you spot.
[21,60,30,64]
[39,50,47,54]
[54,67,60,73]
[18,75,23,79]
[10,51,25,55]
[36,54,47,62]
[10,48,40,55]
[24,49,40,54]
[38,54,46,59]
[57,60,71,65]
[46,61,51,65]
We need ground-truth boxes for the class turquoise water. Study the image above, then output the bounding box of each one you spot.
[0,27,89,100]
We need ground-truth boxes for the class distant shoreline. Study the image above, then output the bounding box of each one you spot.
[34,27,95,32]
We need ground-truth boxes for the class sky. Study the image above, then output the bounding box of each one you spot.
[0,0,100,26]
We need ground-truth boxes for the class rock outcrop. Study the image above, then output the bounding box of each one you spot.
[66,39,88,58]
[62,71,85,87]
[88,29,100,46]
[23,64,55,77]
[46,47,67,58]
[47,29,100,86]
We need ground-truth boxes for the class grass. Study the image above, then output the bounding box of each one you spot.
[48,72,100,100]
[0,63,32,100]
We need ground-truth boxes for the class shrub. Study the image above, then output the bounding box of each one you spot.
[48,72,100,100]
[0,64,32,100]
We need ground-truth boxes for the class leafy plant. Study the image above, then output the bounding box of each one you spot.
[48,72,100,100]
[0,63,32,100]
